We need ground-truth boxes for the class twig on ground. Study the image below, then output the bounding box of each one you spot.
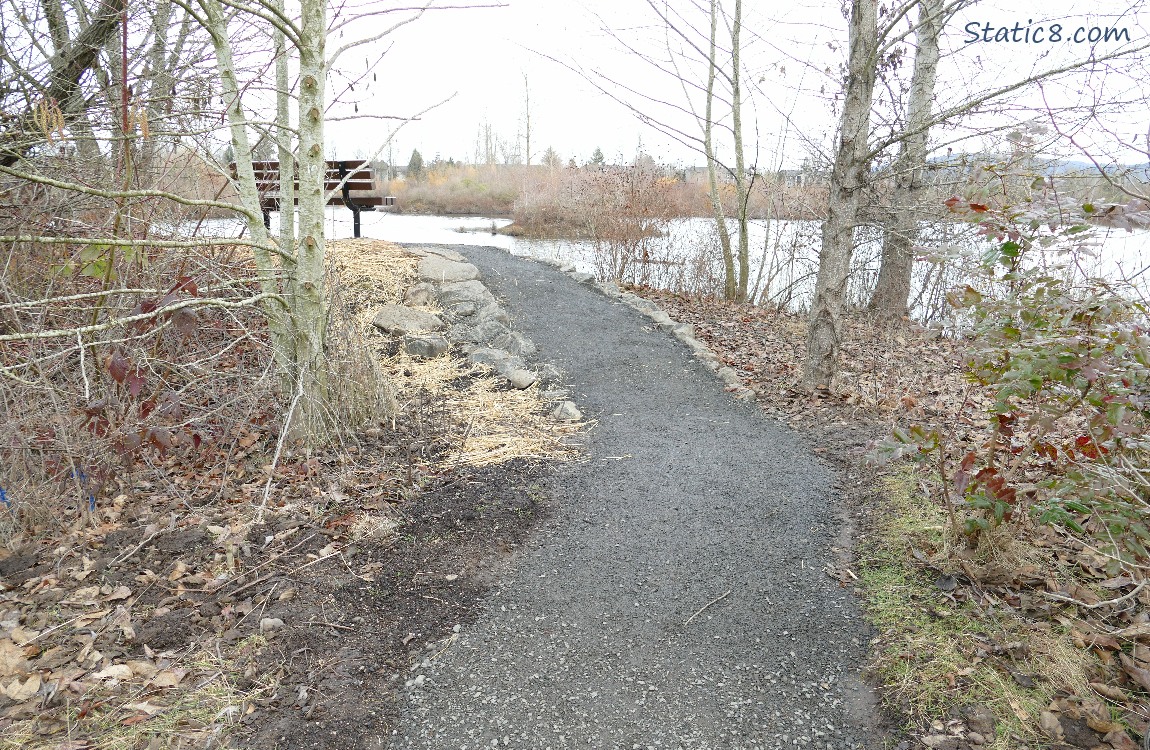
[305,621,354,631]
[1042,579,1147,610]
[684,588,732,627]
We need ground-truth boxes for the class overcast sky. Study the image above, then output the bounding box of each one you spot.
[321,0,1150,169]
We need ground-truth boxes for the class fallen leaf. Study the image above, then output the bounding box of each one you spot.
[1038,710,1064,742]
[0,638,31,677]
[92,664,132,681]
[1120,653,1150,692]
[103,585,133,602]
[149,668,187,688]
[3,673,41,701]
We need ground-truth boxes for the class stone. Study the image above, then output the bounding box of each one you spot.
[476,303,511,326]
[551,401,582,421]
[468,347,525,376]
[403,282,437,307]
[418,255,480,283]
[492,331,537,357]
[259,617,285,634]
[596,280,622,297]
[371,305,443,335]
[403,334,450,358]
[538,363,564,385]
[507,369,537,390]
[570,271,595,284]
[406,245,467,262]
[438,280,497,315]
[672,323,695,340]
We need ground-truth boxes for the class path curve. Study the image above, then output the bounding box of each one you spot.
[392,245,886,750]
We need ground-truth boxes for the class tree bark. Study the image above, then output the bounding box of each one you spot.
[703,0,735,300]
[867,0,942,319]
[200,0,290,376]
[802,0,878,390]
[291,0,329,435]
[0,0,125,167]
[730,0,749,302]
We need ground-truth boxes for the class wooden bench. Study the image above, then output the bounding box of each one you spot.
[236,159,395,238]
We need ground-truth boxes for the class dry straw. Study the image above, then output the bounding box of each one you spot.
[327,239,583,468]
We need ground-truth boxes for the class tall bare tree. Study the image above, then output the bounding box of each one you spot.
[802,0,878,390]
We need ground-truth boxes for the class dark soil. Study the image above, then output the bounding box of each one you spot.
[233,459,553,749]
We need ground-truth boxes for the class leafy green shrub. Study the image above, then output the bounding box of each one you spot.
[876,189,1150,566]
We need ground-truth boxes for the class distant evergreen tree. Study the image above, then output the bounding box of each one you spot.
[542,147,562,169]
[588,147,606,167]
[407,148,425,181]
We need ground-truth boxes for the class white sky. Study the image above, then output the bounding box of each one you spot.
[321,0,1150,169]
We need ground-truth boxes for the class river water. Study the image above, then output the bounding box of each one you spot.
[191,209,1150,323]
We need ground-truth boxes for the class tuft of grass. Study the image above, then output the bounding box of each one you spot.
[858,466,1098,749]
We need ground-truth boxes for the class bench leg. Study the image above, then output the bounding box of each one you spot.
[262,209,271,231]
[352,206,361,238]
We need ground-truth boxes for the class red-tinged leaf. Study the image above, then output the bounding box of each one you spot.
[944,196,961,210]
[191,433,202,450]
[107,350,130,383]
[954,451,977,494]
[171,308,198,337]
[116,432,143,456]
[145,427,173,451]
[168,276,199,297]
[126,369,146,398]
[969,203,990,213]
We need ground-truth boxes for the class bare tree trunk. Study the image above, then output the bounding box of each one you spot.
[704,0,735,300]
[730,0,749,302]
[867,0,942,319]
[274,0,295,264]
[291,0,329,434]
[523,73,531,166]
[802,0,878,390]
[200,0,290,376]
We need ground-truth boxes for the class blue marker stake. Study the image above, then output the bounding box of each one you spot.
[0,487,11,512]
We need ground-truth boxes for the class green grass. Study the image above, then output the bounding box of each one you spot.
[857,466,1094,749]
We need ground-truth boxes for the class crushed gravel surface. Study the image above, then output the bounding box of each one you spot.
[390,245,887,750]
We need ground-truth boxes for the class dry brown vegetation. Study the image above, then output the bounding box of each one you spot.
[380,162,827,232]
[0,233,578,747]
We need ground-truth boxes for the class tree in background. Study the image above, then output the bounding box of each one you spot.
[589,147,607,167]
[542,147,563,169]
[407,148,425,181]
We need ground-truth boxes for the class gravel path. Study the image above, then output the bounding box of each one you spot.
[390,245,886,750]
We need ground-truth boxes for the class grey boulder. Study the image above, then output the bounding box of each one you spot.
[418,255,481,283]
[371,305,444,335]
[492,331,537,357]
[403,334,450,358]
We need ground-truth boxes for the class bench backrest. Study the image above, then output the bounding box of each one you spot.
[250,159,376,194]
